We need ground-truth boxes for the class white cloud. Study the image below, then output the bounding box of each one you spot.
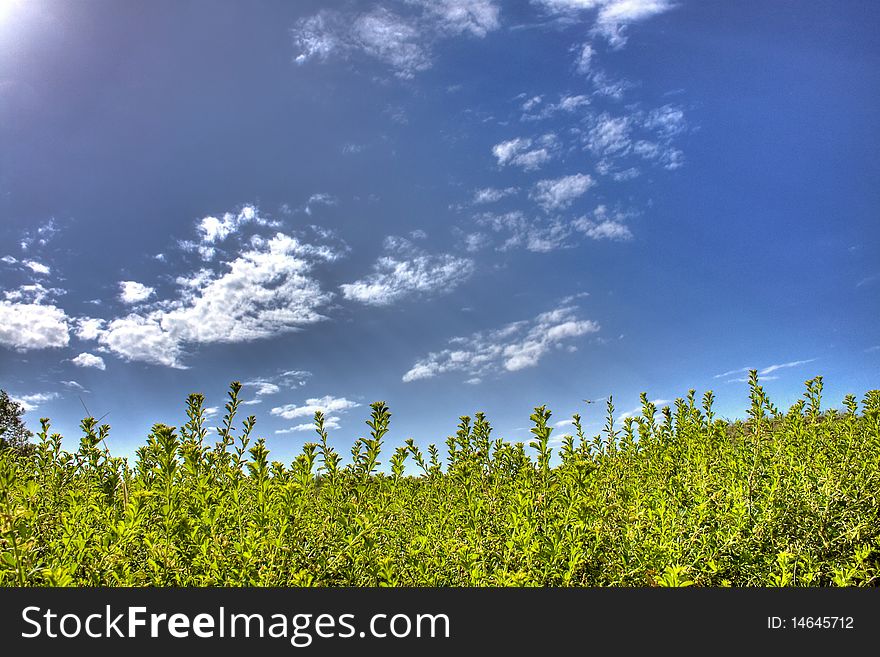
[533,1,677,49]
[74,317,105,341]
[590,70,628,98]
[20,218,60,251]
[620,399,670,420]
[643,104,686,138]
[522,93,590,120]
[11,392,60,412]
[462,232,492,252]
[304,193,338,216]
[353,8,433,77]
[292,2,500,79]
[243,380,281,398]
[341,237,474,306]
[292,11,342,65]
[586,114,632,156]
[531,173,595,211]
[521,95,543,111]
[61,380,86,391]
[595,0,677,48]
[403,303,599,382]
[574,218,632,240]
[759,359,816,376]
[118,281,155,305]
[573,205,633,240]
[557,94,591,112]
[275,415,342,434]
[714,359,817,382]
[474,211,571,252]
[1,255,18,264]
[0,301,70,351]
[491,134,557,170]
[473,186,518,204]
[3,283,64,304]
[24,260,50,275]
[196,204,266,245]
[96,314,184,368]
[575,42,594,74]
[71,352,106,370]
[271,396,359,420]
[856,274,879,288]
[417,0,501,37]
[85,230,339,368]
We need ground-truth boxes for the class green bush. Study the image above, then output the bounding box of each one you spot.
[1,372,878,586]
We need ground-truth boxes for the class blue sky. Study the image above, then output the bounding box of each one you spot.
[1,0,878,463]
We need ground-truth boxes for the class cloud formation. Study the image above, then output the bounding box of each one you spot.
[533,0,677,49]
[0,301,70,351]
[403,303,599,382]
[714,358,817,383]
[71,352,106,370]
[118,281,155,305]
[531,173,595,211]
[491,134,558,170]
[292,1,501,79]
[11,392,60,412]
[270,395,360,420]
[341,236,474,306]
[87,230,341,368]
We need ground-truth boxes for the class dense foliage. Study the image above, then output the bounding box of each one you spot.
[0,390,33,455]
[1,373,878,586]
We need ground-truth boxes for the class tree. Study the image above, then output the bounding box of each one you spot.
[0,389,34,453]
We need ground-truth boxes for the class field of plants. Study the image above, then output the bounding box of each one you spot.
[1,372,878,586]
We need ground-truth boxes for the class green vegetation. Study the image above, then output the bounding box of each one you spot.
[1,373,878,586]
[0,390,34,455]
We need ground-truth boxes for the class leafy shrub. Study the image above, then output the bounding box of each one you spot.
[1,373,878,586]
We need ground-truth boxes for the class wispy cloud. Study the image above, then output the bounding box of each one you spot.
[292,1,501,79]
[619,398,670,420]
[19,218,60,251]
[586,113,632,156]
[240,370,311,403]
[341,236,474,306]
[403,302,599,382]
[521,93,591,120]
[583,107,686,169]
[473,186,518,204]
[303,193,338,216]
[491,134,558,170]
[531,173,595,211]
[11,392,60,412]
[572,205,633,241]
[714,358,817,383]
[856,273,879,288]
[474,210,569,252]
[533,0,678,49]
